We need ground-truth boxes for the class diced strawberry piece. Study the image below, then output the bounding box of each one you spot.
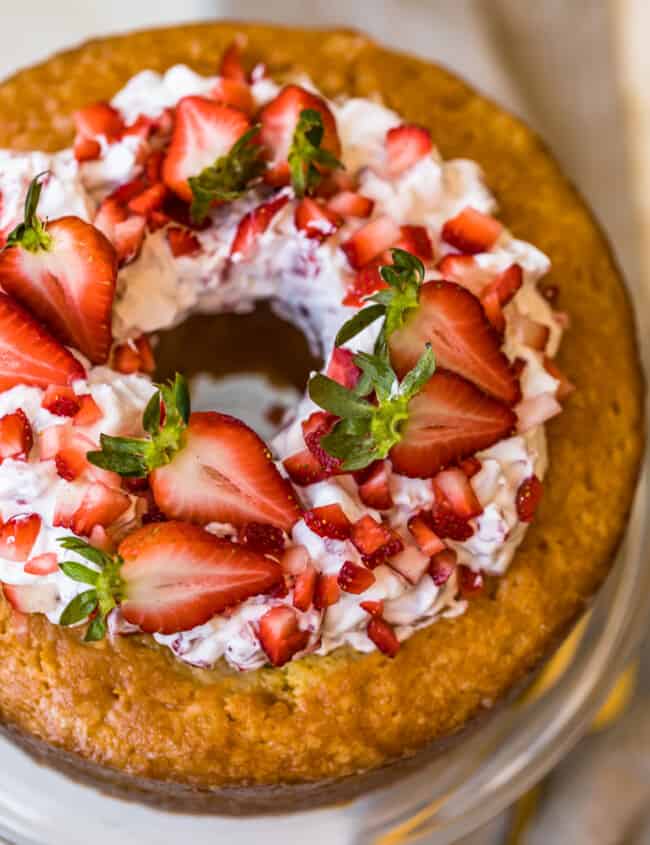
[127,183,168,217]
[74,136,101,163]
[313,573,341,610]
[480,287,505,334]
[74,101,125,141]
[516,393,562,433]
[358,461,393,510]
[326,191,374,219]
[458,565,485,597]
[543,357,575,401]
[360,599,384,616]
[351,514,392,556]
[0,513,41,561]
[112,335,156,375]
[389,281,520,403]
[341,216,402,270]
[294,198,342,241]
[259,85,341,186]
[437,254,494,297]
[134,335,156,373]
[407,514,445,557]
[88,524,113,552]
[211,78,254,115]
[258,605,309,667]
[94,198,146,266]
[433,467,483,519]
[367,615,400,657]
[385,124,433,177]
[118,521,283,634]
[229,193,289,260]
[429,501,473,541]
[391,225,433,262]
[342,261,388,308]
[266,578,289,599]
[389,546,430,585]
[0,409,33,462]
[301,411,341,474]
[2,580,58,614]
[429,548,457,586]
[510,312,551,351]
[303,503,351,540]
[144,149,165,183]
[166,226,202,257]
[41,385,80,418]
[326,347,361,389]
[24,552,58,575]
[293,563,317,611]
[148,210,173,232]
[337,560,375,594]
[68,483,131,536]
[238,522,285,556]
[151,412,301,531]
[219,37,248,83]
[481,263,523,308]
[109,178,148,205]
[281,544,309,575]
[55,447,87,481]
[283,449,329,486]
[515,475,543,523]
[363,535,404,569]
[441,207,503,254]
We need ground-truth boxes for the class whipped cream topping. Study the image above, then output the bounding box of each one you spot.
[0,65,564,671]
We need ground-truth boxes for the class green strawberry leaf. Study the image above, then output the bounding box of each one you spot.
[60,590,98,627]
[85,615,107,642]
[58,536,113,568]
[308,374,374,419]
[352,352,396,401]
[6,172,53,253]
[59,561,100,586]
[288,109,344,198]
[335,303,385,347]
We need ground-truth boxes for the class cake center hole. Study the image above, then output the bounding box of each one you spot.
[153,303,322,440]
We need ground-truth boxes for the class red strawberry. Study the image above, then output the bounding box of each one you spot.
[219,37,248,83]
[73,394,103,427]
[74,136,101,163]
[151,412,301,531]
[313,573,341,610]
[162,96,253,202]
[41,385,80,418]
[389,546,430,585]
[293,563,317,611]
[326,347,361,389]
[429,548,457,586]
[437,254,493,297]
[166,226,202,257]
[24,552,58,576]
[127,183,168,217]
[94,198,146,266]
[407,514,445,557]
[259,85,341,186]
[144,149,165,183]
[211,78,255,115]
[301,411,341,474]
[229,193,289,260]
[283,449,329,486]
[480,263,523,311]
[390,370,516,478]
[389,281,520,403]
[112,336,156,375]
[55,482,130,536]
[459,456,482,478]
[367,615,400,657]
[429,501,473,541]
[390,225,433,262]
[358,461,393,510]
[294,198,342,241]
[238,522,285,556]
[109,178,148,205]
[515,475,543,522]
[458,565,485,597]
[118,521,282,634]
[74,101,124,142]
[326,191,374,219]
[303,503,351,540]
[258,605,309,667]
[433,467,482,519]
[281,545,309,574]
[341,215,402,270]
[441,207,503,254]
[360,599,384,616]
[543,357,575,401]
[0,410,33,462]
[351,514,393,556]
[342,261,388,307]
[385,124,433,177]
[0,513,41,561]
[337,560,375,594]
[2,580,58,614]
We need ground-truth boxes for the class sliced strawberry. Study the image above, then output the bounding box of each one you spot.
[459,456,482,478]
[389,546,430,585]
[118,521,282,634]
[407,514,445,557]
[74,136,101,163]
[219,37,248,83]
[0,513,41,561]
[441,207,503,254]
[229,193,289,260]
[167,226,201,257]
[326,347,361,390]
[211,78,254,115]
[127,183,168,217]
[73,394,103,427]
[458,565,485,597]
[367,615,400,657]
[390,225,433,262]
[437,254,493,297]
[358,461,393,510]
[337,560,375,594]
[24,552,58,576]
[341,216,402,270]
[259,85,341,186]
[433,467,482,519]
[162,96,253,202]
[313,573,341,610]
[42,385,80,418]
[360,599,384,616]
[385,124,433,177]
[294,198,342,241]
[74,101,124,142]
[389,281,520,403]
[2,581,58,614]
[515,475,543,523]
[390,370,516,478]
[543,357,575,401]
[151,412,301,531]
[326,191,374,219]
[94,198,146,266]
[429,548,457,586]
[0,410,33,462]
[342,261,388,308]
[238,522,285,556]
[303,503,351,540]
[293,563,317,611]
[258,605,309,667]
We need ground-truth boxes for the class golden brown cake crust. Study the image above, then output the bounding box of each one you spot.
[0,21,644,810]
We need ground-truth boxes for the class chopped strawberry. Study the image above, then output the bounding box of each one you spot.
[407,514,445,557]
[23,552,58,576]
[367,615,400,657]
[326,347,361,390]
[360,599,384,616]
[385,124,433,177]
[390,225,433,262]
[515,475,543,522]
[543,357,575,401]
[55,482,130,536]
[429,501,473,541]
[55,447,87,481]
[74,101,124,142]
[337,560,375,594]
[326,191,374,219]
[294,198,342,241]
[351,514,393,556]
[151,412,301,531]
[167,226,202,257]
[0,410,33,462]
[238,522,285,556]
[283,449,329,486]
[433,467,482,519]
[94,198,146,266]
[481,263,523,309]
[458,565,485,597]
[293,563,317,611]
[342,261,388,308]
[341,216,402,270]
[118,521,282,634]
[74,136,101,163]
[0,513,41,561]
[441,207,503,254]
[2,580,58,614]
[390,370,516,478]
[358,461,393,510]
[162,96,253,202]
[266,578,289,599]
[148,210,173,232]
[437,254,493,297]
[303,503,351,540]
[389,546,430,584]
[429,548,457,586]
[144,149,165,183]
[516,393,562,433]
[480,287,506,334]
[302,411,341,474]
[258,605,309,667]
[109,178,148,205]
[259,85,341,186]
[112,335,156,375]
[389,281,520,403]
[281,544,309,575]
[127,183,168,217]
[229,193,289,260]
[219,37,248,83]
[313,573,341,610]
[41,385,80,418]
[211,78,254,115]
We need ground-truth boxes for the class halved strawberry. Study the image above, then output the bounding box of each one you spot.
[313,573,341,610]
[389,546,430,585]
[337,560,375,594]
[407,514,445,557]
[2,581,58,614]
[162,96,253,202]
[367,615,400,657]
[118,521,283,634]
[229,193,289,260]
[433,467,482,519]
[282,449,328,486]
[258,605,309,667]
[294,198,342,241]
[219,37,248,83]
[211,78,255,115]
[441,207,503,254]
[259,85,341,186]
[151,412,301,531]
[0,410,33,462]
[293,563,317,611]
[389,281,520,403]
[326,191,374,219]
[515,475,543,522]
[326,347,361,390]
[0,513,41,561]
[429,548,457,585]
[358,461,393,510]
[238,522,285,556]
[167,226,202,257]
[303,503,351,540]
[341,216,402,270]
[24,552,58,576]
[42,385,80,418]
[94,198,146,266]
[73,394,103,427]
[385,124,433,177]
[389,370,516,478]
